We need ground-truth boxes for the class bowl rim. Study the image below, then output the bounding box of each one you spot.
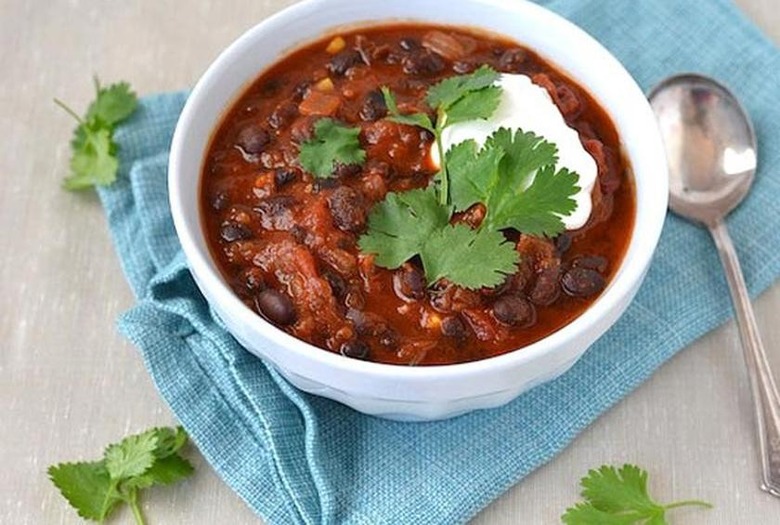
[169,0,668,383]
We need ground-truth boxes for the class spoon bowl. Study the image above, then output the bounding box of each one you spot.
[650,73,780,497]
[649,74,757,225]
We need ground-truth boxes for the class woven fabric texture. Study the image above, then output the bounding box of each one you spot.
[98,0,780,523]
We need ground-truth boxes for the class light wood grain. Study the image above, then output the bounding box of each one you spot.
[2,1,779,523]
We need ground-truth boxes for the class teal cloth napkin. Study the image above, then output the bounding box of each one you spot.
[98,0,780,523]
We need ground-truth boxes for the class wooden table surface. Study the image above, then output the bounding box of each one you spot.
[2,1,779,523]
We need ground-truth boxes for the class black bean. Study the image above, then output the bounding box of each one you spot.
[346,308,388,336]
[402,49,445,76]
[384,52,402,65]
[393,264,426,302]
[255,289,296,326]
[498,48,527,72]
[359,90,388,121]
[379,329,399,347]
[399,37,420,51]
[327,186,367,232]
[333,163,362,178]
[312,178,340,193]
[290,225,312,245]
[268,102,298,130]
[554,233,572,255]
[235,125,270,154]
[323,271,347,300]
[453,61,475,74]
[441,316,467,339]
[340,340,370,360]
[255,195,297,230]
[561,267,606,298]
[328,49,363,76]
[220,221,252,242]
[529,267,561,306]
[274,167,299,187]
[292,81,311,102]
[492,295,535,326]
[572,255,608,274]
[211,191,229,211]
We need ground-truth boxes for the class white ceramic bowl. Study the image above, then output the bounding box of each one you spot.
[169,0,668,421]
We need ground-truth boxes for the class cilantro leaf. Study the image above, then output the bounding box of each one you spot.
[153,425,188,458]
[56,78,137,191]
[381,87,435,132]
[426,64,499,110]
[298,118,366,178]
[86,79,138,126]
[48,426,194,525]
[499,165,579,236]
[48,461,119,521]
[448,128,580,237]
[64,126,118,190]
[104,429,158,480]
[581,464,657,515]
[562,502,640,525]
[562,464,712,525]
[444,85,502,126]
[359,187,449,269]
[485,127,559,190]
[142,454,195,486]
[359,187,518,288]
[422,224,517,289]
[446,139,504,212]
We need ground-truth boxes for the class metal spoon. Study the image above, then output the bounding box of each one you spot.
[649,73,780,497]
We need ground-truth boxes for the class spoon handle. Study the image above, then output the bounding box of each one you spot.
[709,219,780,497]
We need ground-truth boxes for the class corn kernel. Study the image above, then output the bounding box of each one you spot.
[326,36,346,54]
[315,77,334,92]
[421,311,442,330]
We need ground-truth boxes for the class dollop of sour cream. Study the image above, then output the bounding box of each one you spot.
[431,73,597,230]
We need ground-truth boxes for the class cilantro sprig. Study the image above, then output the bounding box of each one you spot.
[382,65,501,205]
[361,66,583,290]
[359,126,579,288]
[48,426,194,525]
[562,464,712,524]
[55,78,137,190]
[299,117,366,178]
[448,128,580,237]
[358,187,517,289]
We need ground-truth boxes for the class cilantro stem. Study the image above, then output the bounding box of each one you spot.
[435,108,448,206]
[664,499,714,510]
[53,98,84,124]
[127,489,146,525]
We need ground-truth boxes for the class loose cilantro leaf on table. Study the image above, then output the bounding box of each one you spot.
[359,187,518,289]
[48,426,194,525]
[562,464,712,525]
[55,78,137,190]
[298,117,366,178]
[448,128,580,237]
[382,65,501,205]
